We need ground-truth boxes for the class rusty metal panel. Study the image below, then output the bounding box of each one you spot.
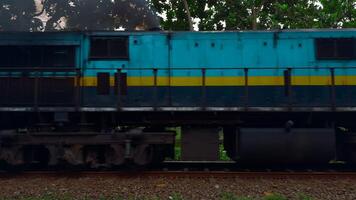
[181,127,219,161]
[97,72,110,95]
[120,73,128,95]
[0,76,76,106]
[0,77,35,105]
[114,72,127,96]
[38,77,75,105]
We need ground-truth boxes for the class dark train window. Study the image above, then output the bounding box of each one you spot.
[44,46,76,67]
[316,38,355,60]
[0,45,76,67]
[90,37,129,59]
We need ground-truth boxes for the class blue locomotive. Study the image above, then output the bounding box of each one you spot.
[0,29,355,168]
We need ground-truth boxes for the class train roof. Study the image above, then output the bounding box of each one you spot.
[0,28,355,34]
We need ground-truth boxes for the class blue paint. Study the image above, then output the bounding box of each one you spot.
[1,30,356,108]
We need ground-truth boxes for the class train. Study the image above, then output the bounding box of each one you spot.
[0,29,356,168]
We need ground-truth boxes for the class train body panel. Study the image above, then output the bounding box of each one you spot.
[1,30,356,167]
[1,30,355,111]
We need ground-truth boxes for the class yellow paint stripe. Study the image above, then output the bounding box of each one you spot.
[206,77,245,86]
[292,76,332,86]
[248,76,284,86]
[335,76,356,85]
[79,76,356,87]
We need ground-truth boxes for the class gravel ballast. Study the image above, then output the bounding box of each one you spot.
[0,175,355,200]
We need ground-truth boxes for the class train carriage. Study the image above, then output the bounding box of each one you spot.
[0,29,355,168]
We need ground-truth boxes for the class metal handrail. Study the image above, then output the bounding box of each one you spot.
[0,66,352,72]
[0,67,78,71]
[82,66,356,70]
[0,66,345,109]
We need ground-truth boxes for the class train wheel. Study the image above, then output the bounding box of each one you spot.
[23,145,50,167]
[61,145,84,166]
[83,146,106,168]
[0,146,24,168]
[133,144,153,166]
[105,145,125,167]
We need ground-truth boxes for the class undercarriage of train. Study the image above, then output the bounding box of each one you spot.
[1,111,356,170]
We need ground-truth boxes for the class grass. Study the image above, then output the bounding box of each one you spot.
[263,193,288,200]
[220,192,253,200]
[169,193,184,200]
[297,193,314,200]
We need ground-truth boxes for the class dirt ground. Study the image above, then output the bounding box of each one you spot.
[0,175,355,199]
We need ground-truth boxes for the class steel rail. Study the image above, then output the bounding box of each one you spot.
[1,171,356,179]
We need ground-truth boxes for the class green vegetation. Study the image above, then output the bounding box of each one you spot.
[297,193,314,200]
[151,0,356,30]
[220,192,253,200]
[219,131,231,161]
[174,127,182,160]
[168,127,231,161]
[263,194,288,200]
[169,193,184,200]
[1,1,355,31]
[219,144,230,161]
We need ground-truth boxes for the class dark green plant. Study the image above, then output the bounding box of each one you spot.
[263,193,287,200]
[170,193,184,200]
[220,192,238,200]
[297,193,314,200]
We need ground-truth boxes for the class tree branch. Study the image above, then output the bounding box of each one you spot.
[183,0,194,31]
[33,0,46,17]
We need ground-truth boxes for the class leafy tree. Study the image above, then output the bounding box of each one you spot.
[43,0,160,31]
[260,0,321,29]
[0,0,43,31]
[150,0,356,30]
[0,0,159,31]
[317,0,356,28]
[150,0,221,31]
[0,0,354,31]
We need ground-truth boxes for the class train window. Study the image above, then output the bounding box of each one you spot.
[316,38,355,60]
[0,45,76,67]
[44,46,76,67]
[90,37,129,60]
[0,46,34,67]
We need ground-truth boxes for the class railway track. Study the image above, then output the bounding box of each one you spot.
[1,161,356,179]
[1,170,356,179]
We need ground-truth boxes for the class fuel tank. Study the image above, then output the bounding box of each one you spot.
[226,128,336,165]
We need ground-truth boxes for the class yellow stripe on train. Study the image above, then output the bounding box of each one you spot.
[78,76,356,87]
